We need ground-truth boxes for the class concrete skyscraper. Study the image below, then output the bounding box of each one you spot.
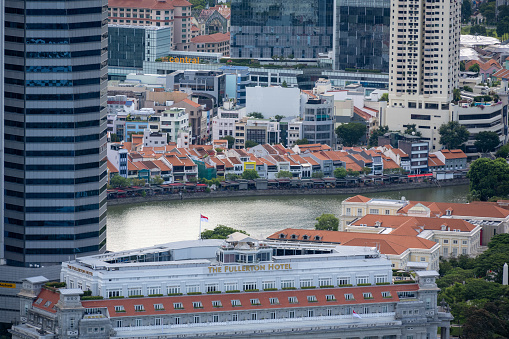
[384,0,460,150]
[1,0,108,321]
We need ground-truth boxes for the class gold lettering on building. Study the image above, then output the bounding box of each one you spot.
[159,56,200,64]
[208,263,292,274]
[67,264,93,276]
[0,282,16,288]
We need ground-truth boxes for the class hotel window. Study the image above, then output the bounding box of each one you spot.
[269,297,279,305]
[357,208,363,216]
[108,290,122,298]
[148,287,161,295]
[346,208,351,216]
[307,295,317,302]
[338,277,351,286]
[232,314,238,321]
[194,315,200,323]
[364,306,369,314]
[356,276,369,285]
[154,304,164,310]
[319,278,332,287]
[289,310,295,318]
[327,309,332,316]
[213,314,219,322]
[251,313,257,320]
[173,302,183,309]
[224,282,238,291]
[212,300,222,307]
[231,299,241,307]
[243,282,257,291]
[462,248,467,254]
[382,291,391,298]
[307,309,314,317]
[186,285,200,294]
[363,293,373,299]
[134,305,144,311]
[375,275,388,283]
[262,281,276,290]
[369,209,380,214]
[326,294,336,301]
[206,284,218,293]
[192,302,203,308]
[344,293,354,300]
[155,318,162,326]
[116,320,122,327]
[135,319,142,326]
[385,209,390,215]
[175,317,181,325]
[114,306,124,312]
[250,298,260,305]
[270,311,276,319]
[300,279,313,288]
[288,296,298,304]
[128,287,142,296]
[382,305,388,313]
[443,239,449,244]
[463,240,467,245]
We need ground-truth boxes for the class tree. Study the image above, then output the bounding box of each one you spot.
[247,112,264,119]
[379,93,389,102]
[274,115,284,122]
[469,63,480,73]
[110,174,130,188]
[314,213,339,231]
[225,173,240,180]
[220,135,234,149]
[276,170,293,178]
[334,167,347,179]
[439,121,470,149]
[463,85,473,92]
[131,178,146,186]
[368,125,389,147]
[470,24,487,35]
[460,61,466,72]
[467,158,509,201]
[461,0,472,22]
[475,131,500,153]
[346,169,359,177]
[294,138,309,145]
[110,133,121,142]
[453,88,461,102]
[335,123,367,147]
[201,225,249,240]
[362,167,372,175]
[479,1,496,24]
[496,144,509,158]
[312,171,324,179]
[281,81,288,88]
[151,175,164,185]
[241,169,259,180]
[403,124,422,137]
[245,140,258,148]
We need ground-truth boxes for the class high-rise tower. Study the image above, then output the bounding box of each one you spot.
[385,0,460,150]
[3,0,108,267]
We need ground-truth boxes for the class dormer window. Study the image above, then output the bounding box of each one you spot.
[314,235,321,241]
[446,209,452,216]
[302,235,309,240]
[291,234,297,239]
[279,233,286,239]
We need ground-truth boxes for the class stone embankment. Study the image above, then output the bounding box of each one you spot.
[107,178,469,206]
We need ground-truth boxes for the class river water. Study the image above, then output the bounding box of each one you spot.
[106,185,470,252]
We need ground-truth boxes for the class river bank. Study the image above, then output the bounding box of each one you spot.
[107,178,470,206]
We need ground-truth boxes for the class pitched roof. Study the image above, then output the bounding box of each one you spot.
[428,154,445,167]
[107,160,119,173]
[398,201,509,219]
[33,288,60,314]
[108,0,175,10]
[440,149,467,159]
[344,195,371,203]
[493,68,509,79]
[181,98,202,108]
[191,32,230,44]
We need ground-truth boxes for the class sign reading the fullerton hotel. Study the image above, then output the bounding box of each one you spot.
[208,263,292,274]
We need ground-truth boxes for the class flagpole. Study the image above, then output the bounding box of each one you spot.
[199,215,202,240]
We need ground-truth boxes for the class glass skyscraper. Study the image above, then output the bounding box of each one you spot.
[230,0,333,59]
[3,0,108,267]
[334,0,390,72]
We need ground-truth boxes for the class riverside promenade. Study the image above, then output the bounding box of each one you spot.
[107,178,469,206]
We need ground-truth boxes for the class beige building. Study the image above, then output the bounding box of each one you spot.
[341,195,408,230]
[108,0,193,50]
[384,0,460,151]
[190,32,230,56]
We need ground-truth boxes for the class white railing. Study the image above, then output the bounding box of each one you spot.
[114,312,396,332]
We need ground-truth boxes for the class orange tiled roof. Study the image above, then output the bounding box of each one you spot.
[398,200,509,219]
[440,149,467,159]
[428,154,445,167]
[181,98,203,108]
[107,160,119,173]
[109,0,175,9]
[33,288,60,314]
[191,32,230,44]
[344,195,371,203]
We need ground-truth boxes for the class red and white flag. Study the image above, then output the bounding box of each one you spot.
[352,310,362,319]
[200,214,209,222]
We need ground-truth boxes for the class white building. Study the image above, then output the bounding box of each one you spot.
[211,102,247,141]
[160,108,190,143]
[142,128,168,148]
[246,86,301,118]
[385,0,461,151]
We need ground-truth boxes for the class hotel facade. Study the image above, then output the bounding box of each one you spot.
[11,235,453,338]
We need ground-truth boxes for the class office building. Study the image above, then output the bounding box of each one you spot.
[108,25,172,69]
[11,235,453,338]
[333,0,390,72]
[301,93,336,147]
[230,0,333,59]
[384,0,460,150]
[2,0,108,321]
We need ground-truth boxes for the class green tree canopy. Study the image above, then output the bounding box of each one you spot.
[474,131,500,153]
[314,213,339,231]
[245,140,258,148]
[312,171,324,179]
[461,0,472,21]
[247,112,264,119]
[225,173,240,180]
[334,167,347,179]
[368,125,389,147]
[468,158,509,201]
[241,169,259,180]
[362,167,372,175]
[469,63,480,73]
[276,170,293,178]
[151,176,164,185]
[470,24,487,35]
[335,122,366,147]
[439,121,470,149]
[201,225,249,240]
[496,144,509,158]
[274,115,284,122]
[403,124,422,137]
[220,135,235,149]
[379,93,389,102]
[281,81,288,88]
[294,138,309,145]
[110,174,131,188]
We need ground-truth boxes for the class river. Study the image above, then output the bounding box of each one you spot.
[106,184,470,252]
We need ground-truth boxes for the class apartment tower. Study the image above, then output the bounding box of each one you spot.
[3,0,108,267]
[385,0,460,150]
